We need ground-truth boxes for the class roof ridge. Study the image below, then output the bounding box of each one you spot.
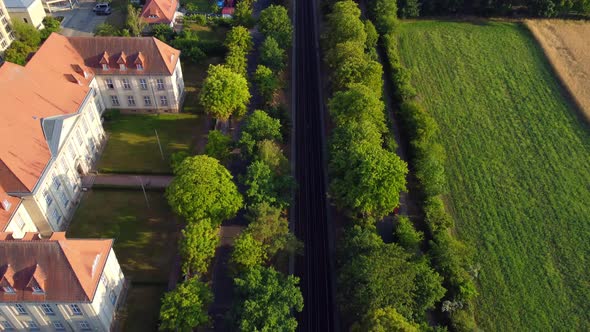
[56,241,91,302]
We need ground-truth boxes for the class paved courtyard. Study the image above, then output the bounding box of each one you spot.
[58,0,108,36]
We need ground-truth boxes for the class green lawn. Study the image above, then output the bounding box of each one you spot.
[97,113,202,173]
[120,285,166,332]
[69,190,179,282]
[397,21,590,331]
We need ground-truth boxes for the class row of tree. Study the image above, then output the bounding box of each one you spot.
[368,0,480,330]
[3,17,61,65]
[324,1,448,330]
[400,0,590,17]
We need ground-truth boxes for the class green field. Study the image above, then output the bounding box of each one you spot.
[98,114,203,173]
[397,21,590,330]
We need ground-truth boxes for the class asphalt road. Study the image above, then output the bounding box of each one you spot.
[293,0,336,329]
[59,0,108,37]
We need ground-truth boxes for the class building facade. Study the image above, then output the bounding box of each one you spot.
[3,0,46,29]
[0,232,126,331]
[0,0,14,52]
[0,33,183,237]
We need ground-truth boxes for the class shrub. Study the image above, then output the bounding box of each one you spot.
[394,216,423,254]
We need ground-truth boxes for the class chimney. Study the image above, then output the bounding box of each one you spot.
[22,232,41,241]
[0,232,14,241]
[49,232,67,241]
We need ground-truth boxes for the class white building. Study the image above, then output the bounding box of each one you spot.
[2,0,46,29]
[0,0,14,52]
[0,232,126,331]
[0,33,184,238]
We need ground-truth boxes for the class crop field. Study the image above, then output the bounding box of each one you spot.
[525,19,590,121]
[397,21,590,330]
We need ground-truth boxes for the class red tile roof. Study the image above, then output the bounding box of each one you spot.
[140,0,178,25]
[66,36,180,75]
[0,232,114,302]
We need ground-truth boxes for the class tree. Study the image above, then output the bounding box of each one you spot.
[234,1,254,27]
[246,202,302,258]
[254,65,280,105]
[333,55,383,94]
[398,0,421,18]
[328,83,387,133]
[256,140,289,174]
[170,151,190,173]
[258,5,292,49]
[326,0,366,47]
[171,30,205,63]
[325,40,365,70]
[94,23,120,36]
[259,36,286,73]
[224,25,253,53]
[352,307,420,332]
[40,16,61,40]
[152,24,175,42]
[364,20,379,51]
[205,130,232,163]
[330,140,408,222]
[199,65,251,120]
[159,278,213,331]
[242,110,282,142]
[231,233,267,272]
[243,160,293,208]
[225,47,248,77]
[126,4,146,36]
[3,41,34,65]
[179,219,220,276]
[166,155,243,223]
[369,0,399,34]
[394,216,423,254]
[11,20,40,47]
[234,266,303,332]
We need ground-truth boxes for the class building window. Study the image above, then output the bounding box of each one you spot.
[89,139,96,152]
[119,64,126,71]
[105,79,114,89]
[0,321,13,330]
[156,79,165,90]
[100,274,108,287]
[14,214,25,230]
[3,286,15,293]
[102,64,109,71]
[111,95,119,106]
[139,79,147,90]
[41,304,54,315]
[144,96,151,106]
[160,96,168,106]
[1,17,8,26]
[81,117,89,133]
[127,95,136,106]
[69,304,82,316]
[137,63,143,70]
[76,130,84,146]
[52,176,62,191]
[79,321,91,330]
[24,321,38,330]
[1,40,6,48]
[43,190,53,207]
[122,79,131,90]
[52,321,64,330]
[109,290,117,305]
[59,192,69,208]
[15,304,27,315]
[52,209,61,224]
[31,286,43,294]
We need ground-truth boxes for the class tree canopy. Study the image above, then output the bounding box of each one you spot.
[328,83,387,133]
[234,266,304,332]
[159,278,213,331]
[224,25,253,53]
[259,36,286,73]
[245,202,302,258]
[243,160,293,208]
[179,219,220,276]
[254,65,280,105]
[166,155,243,223]
[258,5,293,49]
[352,306,420,332]
[231,233,267,272]
[326,0,366,47]
[200,65,251,120]
[205,130,232,163]
[242,110,282,142]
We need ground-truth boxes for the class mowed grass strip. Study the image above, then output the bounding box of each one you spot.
[397,21,590,331]
[98,113,202,173]
[68,190,180,283]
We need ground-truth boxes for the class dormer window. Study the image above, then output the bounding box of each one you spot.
[120,64,126,71]
[102,64,109,71]
[3,286,15,293]
[136,63,143,70]
[148,14,158,18]
[32,286,44,294]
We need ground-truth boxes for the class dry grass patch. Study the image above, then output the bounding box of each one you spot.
[525,19,590,122]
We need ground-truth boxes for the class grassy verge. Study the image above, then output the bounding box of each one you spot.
[397,20,590,331]
[97,113,202,173]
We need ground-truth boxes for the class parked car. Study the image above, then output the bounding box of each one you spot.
[93,3,111,15]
